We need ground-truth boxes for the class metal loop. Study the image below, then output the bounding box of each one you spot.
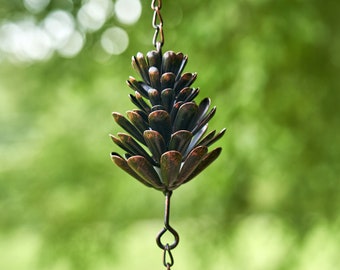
[152,25,164,48]
[156,225,179,250]
[152,7,163,29]
[151,0,162,9]
[163,244,174,267]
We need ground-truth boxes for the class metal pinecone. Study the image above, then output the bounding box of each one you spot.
[110,47,226,192]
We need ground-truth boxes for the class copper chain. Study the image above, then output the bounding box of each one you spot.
[151,0,164,49]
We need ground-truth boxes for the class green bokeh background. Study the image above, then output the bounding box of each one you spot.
[1,0,339,269]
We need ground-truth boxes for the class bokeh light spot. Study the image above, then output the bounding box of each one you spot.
[101,27,129,55]
[0,20,53,62]
[24,0,50,13]
[77,0,113,32]
[115,0,142,25]
[57,31,85,58]
[43,10,75,49]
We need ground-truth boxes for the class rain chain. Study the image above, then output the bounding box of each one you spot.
[110,1,226,269]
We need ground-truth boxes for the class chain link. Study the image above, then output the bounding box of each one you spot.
[151,0,164,48]
[163,244,174,268]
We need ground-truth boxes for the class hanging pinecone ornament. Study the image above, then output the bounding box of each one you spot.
[110,48,226,192]
[109,1,226,269]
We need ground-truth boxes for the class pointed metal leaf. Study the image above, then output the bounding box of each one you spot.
[175,146,208,186]
[173,102,198,132]
[148,110,172,143]
[169,130,193,156]
[112,112,145,144]
[160,151,182,188]
[127,156,163,190]
[111,152,153,188]
[144,130,166,163]
[184,147,222,183]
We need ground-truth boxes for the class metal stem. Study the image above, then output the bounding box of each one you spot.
[156,191,180,268]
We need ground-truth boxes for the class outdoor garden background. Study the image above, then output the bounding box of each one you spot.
[0,0,339,269]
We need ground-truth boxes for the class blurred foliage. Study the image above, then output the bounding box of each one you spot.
[1,0,340,269]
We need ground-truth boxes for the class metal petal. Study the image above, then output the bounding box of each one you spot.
[186,124,208,156]
[133,109,148,122]
[160,72,175,90]
[162,51,180,74]
[174,72,197,94]
[112,112,145,144]
[127,156,163,190]
[147,49,162,71]
[144,130,166,163]
[175,55,188,80]
[168,130,193,156]
[111,152,153,188]
[176,87,200,103]
[184,147,222,183]
[176,87,193,102]
[175,146,208,186]
[170,101,183,124]
[161,88,174,112]
[127,110,149,134]
[110,134,131,154]
[132,52,150,84]
[148,110,172,143]
[127,77,149,98]
[117,133,155,165]
[183,88,200,103]
[160,151,182,188]
[188,97,210,131]
[198,128,226,147]
[149,66,161,90]
[191,106,217,135]
[172,102,198,132]
[151,105,166,111]
[129,93,151,114]
[148,88,161,106]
